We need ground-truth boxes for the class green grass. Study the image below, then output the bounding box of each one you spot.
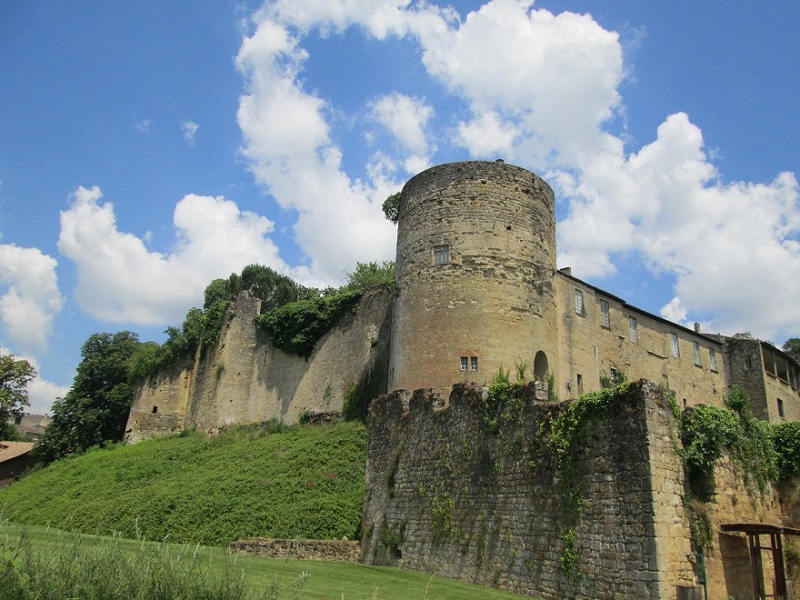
[0,521,531,600]
[0,421,367,546]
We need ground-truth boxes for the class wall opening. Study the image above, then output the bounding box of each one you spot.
[534,351,548,380]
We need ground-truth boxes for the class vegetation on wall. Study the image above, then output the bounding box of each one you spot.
[256,261,393,359]
[678,386,778,497]
[382,192,401,224]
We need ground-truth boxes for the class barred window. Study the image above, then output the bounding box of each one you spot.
[600,300,610,328]
[693,341,702,366]
[671,334,680,358]
[434,244,450,266]
[575,289,585,316]
[629,317,638,343]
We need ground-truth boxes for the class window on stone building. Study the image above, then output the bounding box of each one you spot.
[471,357,478,371]
[671,334,680,358]
[434,244,450,265]
[693,341,702,366]
[629,317,638,343]
[709,349,718,372]
[600,300,610,328]
[577,373,583,394]
[460,356,468,371]
[575,289,585,316]
[778,398,785,419]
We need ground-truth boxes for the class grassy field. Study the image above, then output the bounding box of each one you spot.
[0,421,367,545]
[0,521,532,599]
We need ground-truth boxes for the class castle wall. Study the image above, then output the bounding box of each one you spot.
[556,273,727,410]
[125,359,194,443]
[361,381,695,599]
[389,161,558,396]
[126,287,392,440]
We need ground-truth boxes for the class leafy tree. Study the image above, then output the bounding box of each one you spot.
[382,192,401,224]
[36,332,141,463]
[344,261,395,291]
[783,338,800,362]
[0,353,36,440]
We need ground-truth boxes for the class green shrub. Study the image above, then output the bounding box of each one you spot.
[772,421,800,481]
[257,290,362,358]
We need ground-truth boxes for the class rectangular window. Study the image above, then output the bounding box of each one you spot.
[460,356,468,371]
[470,357,478,371]
[709,349,718,372]
[577,373,583,394]
[778,398,785,419]
[600,300,610,327]
[434,244,450,266]
[693,341,702,366]
[671,334,680,358]
[575,289,585,316]
[629,317,638,343]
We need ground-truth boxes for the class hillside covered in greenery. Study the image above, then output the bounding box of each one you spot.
[0,421,367,546]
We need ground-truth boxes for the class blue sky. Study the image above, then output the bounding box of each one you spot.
[1,1,798,414]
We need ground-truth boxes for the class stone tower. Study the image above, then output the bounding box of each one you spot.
[388,160,559,395]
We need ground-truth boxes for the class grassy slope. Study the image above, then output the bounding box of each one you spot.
[0,422,366,546]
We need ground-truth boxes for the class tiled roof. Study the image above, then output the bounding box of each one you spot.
[0,442,35,463]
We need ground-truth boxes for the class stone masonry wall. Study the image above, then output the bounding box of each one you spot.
[126,287,392,441]
[361,380,695,599]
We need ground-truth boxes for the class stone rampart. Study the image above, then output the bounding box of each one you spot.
[125,287,392,441]
[361,380,695,599]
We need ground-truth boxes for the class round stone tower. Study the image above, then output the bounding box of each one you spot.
[388,160,559,396]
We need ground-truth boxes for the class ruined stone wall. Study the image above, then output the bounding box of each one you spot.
[389,161,559,396]
[556,273,727,411]
[695,456,788,600]
[362,381,695,599]
[126,287,392,441]
[126,358,194,443]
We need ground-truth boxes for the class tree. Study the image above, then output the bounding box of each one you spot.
[0,353,36,440]
[36,331,141,463]
[382,192,401,224]
[344,261,395,291]
[783,338,800,362]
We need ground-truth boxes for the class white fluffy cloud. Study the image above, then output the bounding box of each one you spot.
[236,16,398,283]
[558,113,800,339]
[0,346,68,415]
[58,185,294,325]
[0,244,63,351]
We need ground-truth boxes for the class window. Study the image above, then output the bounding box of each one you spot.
[600,300,610,327]
[693,341,701,366]
[671,334,680,358]
[470,357,478,371]
[709,349,718,372]
[577,374,583,394]
[460,356,468,371]
[434,244,450,265]
[575,289,585,316]
[629,317,638,343]
[778,398,785,419]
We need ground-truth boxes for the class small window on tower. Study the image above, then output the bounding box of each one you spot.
[629,317,638,343]
[434,244,450,266]
[778,398,785,419]
[693,341,702,366]
[470,357,478,371]
[709,349,718,372]
[460,356,468,371]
